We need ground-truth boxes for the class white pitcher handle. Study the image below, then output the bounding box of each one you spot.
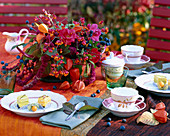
[18,29,29,42]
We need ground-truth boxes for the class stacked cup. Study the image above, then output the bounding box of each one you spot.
[121,45,144,63]
[101,52,129,90]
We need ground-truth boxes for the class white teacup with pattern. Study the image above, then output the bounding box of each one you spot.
[121,45,144,63]
[111,87,144,111]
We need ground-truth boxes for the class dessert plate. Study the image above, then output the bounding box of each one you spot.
[116,55,150,69]
[0,90,67,117]
[102,97,146,117]
[135,73,170,97]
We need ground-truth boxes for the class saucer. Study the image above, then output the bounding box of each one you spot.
[102,97,146,117]
[116,55,150,69]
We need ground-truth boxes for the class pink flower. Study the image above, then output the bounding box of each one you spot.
[80,18,85,24]
[87,24,101,41]
[58,29,77,45]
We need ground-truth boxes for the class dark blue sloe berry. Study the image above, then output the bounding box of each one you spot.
[120,126,125,131]
[2,66,6,69]
[16,55,20,59]
[96,90,100,93]
[29,27,33,30]
[104,37,108,41]
[53,86,57,90]
[5,63,8,66]
[1,61,4,64]
[88,43,92,47]
[90,30,93,34]
[97,45,100,48]
[20,59,24,63]
[48,89,51,91]
[93,93,96,97]
[32,58,36,62]
[122,119,126,123]
[25,20,29,24]
[101,32,103,36]
[91,94,95,97]
[31,23,34,26]
[17,70,21,73]
[99,36,103,40]
[106,117,111,122]
[89,33,92,37]
[2,70,7,74]
[106,122,111,127]
[40,88,43,91]
[100,41,106,45]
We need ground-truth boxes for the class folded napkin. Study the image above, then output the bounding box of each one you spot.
[39,95,103,129]
[128,62,170,78]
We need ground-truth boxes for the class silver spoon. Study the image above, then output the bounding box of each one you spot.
[65,102,85,121]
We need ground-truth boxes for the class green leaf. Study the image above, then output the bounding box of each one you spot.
[11,43,26,50]
[145,61,163,72]
[31,49,41,58]
[79,105,98,111]
[83,65,88,78]
[86,63,90,75]
[89,60,96,68]
[63,101,98,115]
[63,102,75,115]
[45,48,58,56]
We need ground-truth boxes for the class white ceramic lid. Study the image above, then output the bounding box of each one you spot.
[102,52,125,67]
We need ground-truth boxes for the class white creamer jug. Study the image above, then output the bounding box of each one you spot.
[3,29,29,55]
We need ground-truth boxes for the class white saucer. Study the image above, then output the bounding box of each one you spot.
[102,97,146,117]
[116,55,150,69]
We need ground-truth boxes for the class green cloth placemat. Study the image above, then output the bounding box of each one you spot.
[40,95,103,130]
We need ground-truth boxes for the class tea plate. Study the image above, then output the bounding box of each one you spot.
[116,55,150,69]
[102,97,146,117]
[0,90,67,117]
[135,73,170,97]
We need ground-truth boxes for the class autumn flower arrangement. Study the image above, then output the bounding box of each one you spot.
[2,9,110,90]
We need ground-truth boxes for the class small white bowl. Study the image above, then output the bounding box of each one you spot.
[102,97,146,117]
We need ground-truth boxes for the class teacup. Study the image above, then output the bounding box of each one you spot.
[111,87,144,111]
[121,45,144,63]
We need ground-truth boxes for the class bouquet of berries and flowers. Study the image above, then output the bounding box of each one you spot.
[2,9,110,91]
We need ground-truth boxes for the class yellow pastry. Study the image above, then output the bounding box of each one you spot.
[38,95,51,107]
[17,94,29,108]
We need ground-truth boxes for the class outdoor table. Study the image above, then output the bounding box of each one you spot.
[0,33,169,136]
